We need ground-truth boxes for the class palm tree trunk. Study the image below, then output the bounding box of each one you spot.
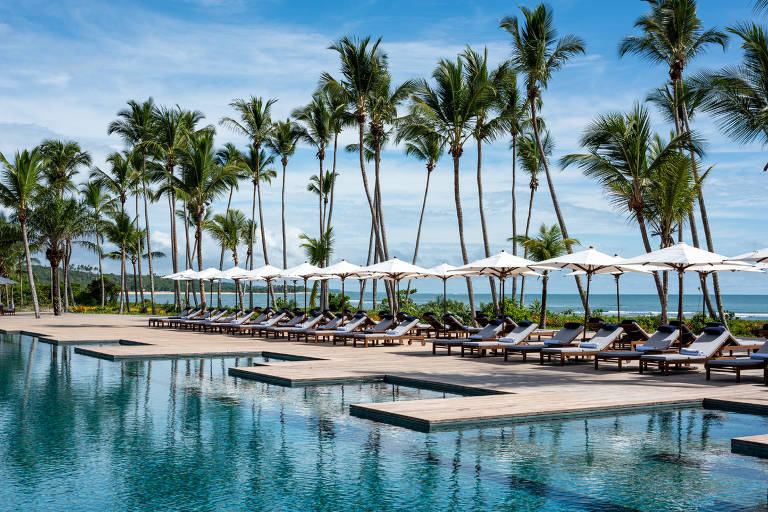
[20,219,40,318]
[520,186,536,305]
[132,259,138,305]
[636,212,668,323]
[218,185,235,308]
[511,134,518,300]
[358,219,375,311]
[328,133,339,228]
[67,242,75,307]
[134,194,146,310]
[679,92,725,322]
[452,151,476,323]
[530,100,588,313]
[97,235,105,308]
[540,272,549,328]
[373,136,394,309]
[255,154,274,304]
[51,261,61,316]
[140,169,157,314]
[249,181,257,307]
[183,200,195,306]
[476,137,499,314]
[356,120,385,264]
[281,159,288,302]
[405,167,432,302]
[196,216,206,309]
[168,177,180,310]
[119,244,126,314]
[63,243,70,313]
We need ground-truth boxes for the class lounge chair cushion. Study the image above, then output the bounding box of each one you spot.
[703,326,726,335]
[385,329,398,335]
[657,324,676,333]
[750,353,768,361]
[579,342,598,349]
[680,348,704,356]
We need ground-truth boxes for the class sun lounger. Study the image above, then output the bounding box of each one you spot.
[1,305,14,315]
[169,308,216,328]
[668,320,698,346]
[149,308,194,326]
[587,317,604,332]
[455,321,538,357]
[313,312,372,344]
[227,308,272,334]
[351,316,424,348]
[503,322,585,362]
[640,326,736,375]
[153,308,201,327]
[333,314,394,345]
[183,308,228,329]
[442,313,481,336]
[293,313,345,342]
[269,312,324,340]
[457,320,505,357]
[262,312,308,338]
[540,324,624,365]
[207,309,257,333]
[594,324,679,370]
[194,309,241,332]
[705,341,768,383]
[416,312,448,338]
[617,319,650,349]
[241,311,290,337]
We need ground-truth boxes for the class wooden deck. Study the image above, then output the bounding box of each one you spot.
[3,312,767,434]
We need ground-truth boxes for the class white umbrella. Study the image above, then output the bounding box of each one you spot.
[163,269,198,280]
[622,242,727,340]
[0,276,18,285]
[454,250,550,314]
[687,262,763,320]
[313,260,371,314]
[360,257,431,313]
[238,264,283,308]
[400,263,471,317]
[565,258,664,322]
[191,267,226,306]
[281,262,322,313]
[729,248,768,264]
[537,247,641,336]
[219,266,249,309]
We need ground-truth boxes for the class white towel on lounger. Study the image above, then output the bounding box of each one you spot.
[385,329,398,335]
[579,342,598,349]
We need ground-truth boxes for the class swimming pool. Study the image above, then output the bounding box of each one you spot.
[1,332,766,511]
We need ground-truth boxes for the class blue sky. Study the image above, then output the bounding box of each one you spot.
[1,0,766,297]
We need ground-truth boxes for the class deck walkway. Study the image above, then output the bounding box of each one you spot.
[3,312,767,433]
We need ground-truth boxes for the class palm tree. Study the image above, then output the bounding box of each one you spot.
[644,139,706,319]
[495,70,528,297]
[699,23,768,171]
[152,105,205,309]
[108,98,159,313]
[560,104,700,321]
[619,0,728,321]
[104,212,134,313]
[220,96,277,280]
[462,47,511,312]
[80,182,115,308]
[514,130,550,306]
[293,95,333,238]
[322,88,354,229]
[514,224,578,328]
[38,139,91,198]
[29,194,92,315]
[38,139,92,311]
[0,149,44,318]
[501,3,589,309]
[213,143,247,305]
[412,57,494,319]
[299,228,334,308]
[206,209,248,309]
[322,36,388,267]
[266,119,300,291]
[172,129,234,308]
[396,121,444,300]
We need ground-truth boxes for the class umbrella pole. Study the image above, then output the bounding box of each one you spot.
[293,280,297,306]
[209,280,214,307]
[341,278,345,315]
[303,278,307,313]
[678,269,684,353]
[615,275,621,323]
[443,279,447,318]
[584,273,592,341]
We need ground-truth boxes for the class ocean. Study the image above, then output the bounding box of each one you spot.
[152,290,768,320]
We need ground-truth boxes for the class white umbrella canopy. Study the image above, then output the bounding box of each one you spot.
[622,242,728,334]
[195,267,227,280]
[537,246,635,337]
[312,260,374,314]
[235,264,283,308]
[401,263,472,317]
[163,269,198,280]
[359,257,432,313]
[279,262,322,313]
[219,266,250,280]
[728,248,768,264]
[0,276,18,285]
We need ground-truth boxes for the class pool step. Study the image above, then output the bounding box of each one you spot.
[732,434,768,458]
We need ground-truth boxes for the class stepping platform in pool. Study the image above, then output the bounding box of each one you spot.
[732,434,768,458]
[349,394,705,432]
[76,341,270,361]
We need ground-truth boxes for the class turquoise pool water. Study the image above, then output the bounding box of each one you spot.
[1,333,767,511]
